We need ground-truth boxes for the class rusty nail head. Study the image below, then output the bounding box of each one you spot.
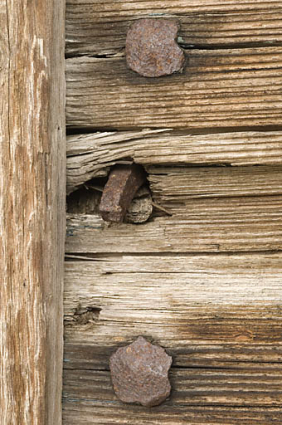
[110,336,172,407]
[126,18,185,78]
[99,164,146,223]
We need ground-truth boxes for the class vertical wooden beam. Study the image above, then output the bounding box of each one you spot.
[0,1,65,424]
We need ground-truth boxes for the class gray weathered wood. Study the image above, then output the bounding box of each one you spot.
[66,47,282,130]
[66,0,282,56]
[0,1,65,423]
[67,130,282,193]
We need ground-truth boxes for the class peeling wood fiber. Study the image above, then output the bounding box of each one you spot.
[66,130,282,193]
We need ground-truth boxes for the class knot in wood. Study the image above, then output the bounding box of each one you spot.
[126,18,185,77]
[110,336,172,407]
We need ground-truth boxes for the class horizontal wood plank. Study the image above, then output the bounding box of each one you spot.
[66,1,282,56]
[64,401,282,425]
[63,404,282,425]
[67,130,282,193]
[64,341,282,371]
[64,255,282,345]
[63,254,282,422]
[63,368,282,408]
[66,194,282,253]
[66,47,282,130]
[148,165,282,202]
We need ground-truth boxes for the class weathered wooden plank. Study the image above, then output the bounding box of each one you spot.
[148,165,282,202]
[66,0,282,56]
[67,130,282,193]
[63,404,282,425]
[64,342,282,371]
[0,1,65,424]
[66,193,282,253]
[66,47,282,130]
[63,368,282,408]
[64,255,282,344]
[66,0,282,11]
[63,254,282,422]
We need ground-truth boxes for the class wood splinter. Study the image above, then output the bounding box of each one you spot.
[99,164,146,223]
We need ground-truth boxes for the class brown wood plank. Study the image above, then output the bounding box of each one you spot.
[66,194,282,254]
[0,1,65,423]
[67,130,282,194]
[64,342,282,371]
[64,255,282,346]
[63,404,282,425]
[66,0,282,56]
[148,165,282,202]
[66,47,282,130]
[63,368,282,408]
[63,254,282,422]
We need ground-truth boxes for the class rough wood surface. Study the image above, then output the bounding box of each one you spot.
[63,404,282,425]
[148,165,282,202]
[64,341,282,371]
[0,1,65,424]
[64,254,282,342]
[64,1,282,422]
[66,47,282,130]
[66,194,282,254]
[63,254,282,423]
[67,130,282,193]
[66,0,282,56]
[64,367,282,408]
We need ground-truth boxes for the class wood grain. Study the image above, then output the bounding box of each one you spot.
[63,368,282,408]
[67,130,282,193]
[64,255,282,344]
[63,404,282,425]
[66,47,282,130]
[66,0,282,56]
[63,254,282,422]
[0,1,65,424]
[148,165,282,202]
[64,1,282,422]
[64,341,282,371]
[66,193,282,254]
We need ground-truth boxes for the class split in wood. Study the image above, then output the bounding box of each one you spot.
[99,164,147,223]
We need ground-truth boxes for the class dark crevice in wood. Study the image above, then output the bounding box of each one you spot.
[180,41,282,50]
[66,125,282,137]
[64,250,282,261]
[65,51,123,59]
[65,41,282,60]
